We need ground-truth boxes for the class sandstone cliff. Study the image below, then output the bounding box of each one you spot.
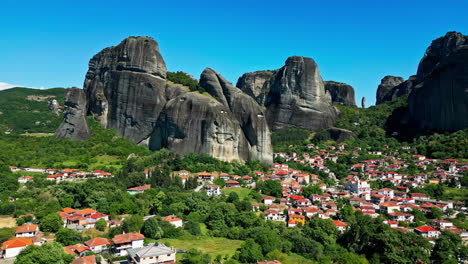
[55,88,91,141]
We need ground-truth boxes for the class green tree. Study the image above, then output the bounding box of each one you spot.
[55,229,83,246]
[185,220,202,236]
[39,213,62,233]
[180,249,211,264]
[234,239,264,263]
[15,242,74,264]
[256,180,282,197]
[122,215,144,233]
[142,218,163,239]
[95,218,107,231]
[431,231,468,263]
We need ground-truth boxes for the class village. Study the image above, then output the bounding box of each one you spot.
[1,142,467,264]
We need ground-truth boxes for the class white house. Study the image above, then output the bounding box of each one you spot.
[127,243,176,264]
[162,215,183,228]
[205,185,221,196]
[113,233,145,256]
[15,225,39,237]
[85,237,111,253]
[2,238,32,258]
[414,226,440,238]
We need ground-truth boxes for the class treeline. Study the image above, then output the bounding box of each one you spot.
[167,71,206,93]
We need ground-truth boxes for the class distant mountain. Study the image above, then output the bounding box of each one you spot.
[0,87,66,134]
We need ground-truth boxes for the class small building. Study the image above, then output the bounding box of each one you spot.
[113,232,145,256]
[127,243,176,264]
[127,185,151,195]
[225,180,240,188]
[414,226,440,238]
[15,224,39,237]
[205,185,221,196]
[263,196,274,205]
[333,220,348,232]
[162,215,183,228]
[1,238,32,258]
[65,244,92,257]
[18,176,33,183]
[85,237,111,253]
[71,255,96,264]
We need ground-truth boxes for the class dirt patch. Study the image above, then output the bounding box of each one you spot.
[0,217,16,228]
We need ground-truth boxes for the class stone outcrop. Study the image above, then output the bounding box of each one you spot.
[324,81,357,107]
[236,70,276,106]
[237,56,339,131]
[57,37,273,163]
[55,88,91,141]
[265,56,339,131]
[323,127,357,143]
[376,76,405,105]
[407,32,468,132]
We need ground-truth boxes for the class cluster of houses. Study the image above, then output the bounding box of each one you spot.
[12,167,114,184]
[1,207,183,263]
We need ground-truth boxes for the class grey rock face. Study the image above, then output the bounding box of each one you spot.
[236,70,276,106]
[376,76,405,104]
[408,32,468,132]
[55,88,91,141]
[324,127,357,143]
[57,36,273,163]
[84,37,168,144]
[199,68,273,164]
[324,81,357,107]
[265,56,339,131]
[361,97,366,108]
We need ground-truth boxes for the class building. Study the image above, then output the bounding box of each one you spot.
[85,237,111,253]
[113,233,145,256]
[127,185,151,195]
[15,224,39,237]
[205,185,221,196]
[263,196,274,205]
[225,180,240,188]
[65,244,92,257]
[18,176,33,183]
[1,238,32,258]
[162,215,183,228]
[71,255,96,264]
[414,226,441,238]
[127,243,176,264]
[333,220,348,232]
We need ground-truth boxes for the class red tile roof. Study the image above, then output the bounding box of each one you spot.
[2,238,32,250]
[112,232,145,244]
[85,237,111,247]
[16,224,38,234]
[71,255,96,264]
[415,226,438,233]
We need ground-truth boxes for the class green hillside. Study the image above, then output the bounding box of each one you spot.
[0,87,66,134]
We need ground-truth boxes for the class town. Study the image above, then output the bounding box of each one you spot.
[1,140,466,264]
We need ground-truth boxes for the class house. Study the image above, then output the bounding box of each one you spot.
[288,214,305,225]
[388,212,414,223]
[127,185,151,195]
[333,220,347,232]
[414,226,440,238]
[258,260,283,264]
[113,232,145,256]
[378,188,394,199]
[65,244,92,257]
[86,213,109,224]
[379,201,400,214]
[225,180,240,188]
[263,196,274,205]
[162,215,183,228]
[71,255,96,264]
[85,237,111,253]
[127,243,176,264]
[219,173,230,180]
[18,176,33,183]
[1,238,32,258]
[431,219,453,229]
[264,209,284,221]
[47,174,64,182]
[197,172,213,181]
[410,193,429,201]
[205,185,221,196]
[15,224,39,237]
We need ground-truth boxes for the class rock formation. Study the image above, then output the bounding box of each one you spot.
[57,36,272,163]
[407,32,468,132]
[236,70,276,106]
[324,81,357,107]
[323,127,357,143]
[375,76,405,105]
[361,97,366,108]
[55,88,91,141]
[237,56,339,131]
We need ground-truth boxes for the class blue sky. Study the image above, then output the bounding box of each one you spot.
[0,0,466,105]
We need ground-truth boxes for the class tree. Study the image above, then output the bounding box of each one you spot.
[234,239,264,263]
[15,242,74,264]
[431,231,468,263]
[226,192,239,203]
[256,180,282,197]
[185,220,202,236]
[302,185,323,197]
[142,218,163,239]
[122,215,144,233]
[95,218,107,231]
[39,213,62,233]
[180,249,211,264]
[55,229,83,246]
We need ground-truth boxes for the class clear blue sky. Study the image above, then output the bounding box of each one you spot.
[1,0,466,105]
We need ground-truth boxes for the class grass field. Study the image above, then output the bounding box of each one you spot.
[0,217,16,228]
[441,187,468,203]
[222,187,252,200]
[159,235,242,258]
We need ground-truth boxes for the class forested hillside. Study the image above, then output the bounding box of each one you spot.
[0,87,66,134]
